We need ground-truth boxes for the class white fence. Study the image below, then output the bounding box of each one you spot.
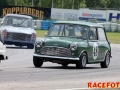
[97,22,119,32]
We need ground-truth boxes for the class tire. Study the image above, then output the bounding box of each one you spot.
[61,63,68,67]
[27,44,34,49]
[33,56,43,67]
[76,53,87,69]
[20,45,22,48]
[100,52,110,68]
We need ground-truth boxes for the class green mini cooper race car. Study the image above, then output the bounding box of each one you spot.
[33,21,111,69]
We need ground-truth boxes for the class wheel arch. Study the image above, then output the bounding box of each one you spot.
[79,50,88,63]
[103,50,111,61]
[0,55,4,60]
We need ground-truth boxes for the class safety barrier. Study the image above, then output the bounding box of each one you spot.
[1,18,120,32]
[33,20,120,32]
[34,20,56,30]
[93,22,120,32]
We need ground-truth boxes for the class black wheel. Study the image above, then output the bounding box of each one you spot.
[33,56,43,67]
[20,45,22,48]
[27,45,30,49]
[76,53,87,69]
[27,44,34,49]
[61,63,68,67]
[100,52,110,68]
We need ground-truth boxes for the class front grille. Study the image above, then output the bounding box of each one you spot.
[7,33,31,41]
[40,46,71,57]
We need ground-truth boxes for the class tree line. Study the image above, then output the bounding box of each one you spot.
[0,0,120,9]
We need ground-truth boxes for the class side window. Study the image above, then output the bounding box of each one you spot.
[49,24,60,36]
[74,26,88,39]
[64,25,69,36]
[74,26,81,37]
[59,25,65,36]
[89,27,98,40]
[98,28,106,40]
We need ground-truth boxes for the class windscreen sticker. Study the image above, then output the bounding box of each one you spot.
[93,43,99,60]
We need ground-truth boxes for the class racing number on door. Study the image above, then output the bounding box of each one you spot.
[93,43,99,60]
[93,46,98,56]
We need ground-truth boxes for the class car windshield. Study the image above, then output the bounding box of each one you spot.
[48,24,88,39]
[3,16,33,28]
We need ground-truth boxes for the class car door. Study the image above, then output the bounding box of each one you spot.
[88,27,101,62]
[97,28,109,61]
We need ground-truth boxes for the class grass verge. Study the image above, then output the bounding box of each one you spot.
[36,30,48,37]
[106,32,120,44]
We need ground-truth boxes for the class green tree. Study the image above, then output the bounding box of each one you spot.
[98,0,108,8]
[77,0,86,8]
[17,0,32,6]
[7,0,15,5]
[85,0,100,8]
[0,0,8,5]
[63,0,73,9]
[2,0,120,9]
[53,0,63,8]
[107,0,120,9]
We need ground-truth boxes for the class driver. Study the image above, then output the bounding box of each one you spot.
[80,27,87,38]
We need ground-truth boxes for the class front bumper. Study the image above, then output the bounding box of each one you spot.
[0,49,8,60]
[33,53,79,60]
[3,40,35,45]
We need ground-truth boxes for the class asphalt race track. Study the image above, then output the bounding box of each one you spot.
[0,44,120,90]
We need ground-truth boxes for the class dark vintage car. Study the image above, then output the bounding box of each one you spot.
[33,21,111,69]
[0,14,36,49]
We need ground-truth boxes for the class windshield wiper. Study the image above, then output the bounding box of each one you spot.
[19,19,27,25]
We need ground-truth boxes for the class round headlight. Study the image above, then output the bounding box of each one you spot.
[70,43,77,51]
[35,40,43,47]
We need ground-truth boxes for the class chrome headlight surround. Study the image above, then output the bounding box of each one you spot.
[70,43,77,51]
[35,40,43,47]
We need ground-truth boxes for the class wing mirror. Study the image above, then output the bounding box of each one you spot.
[0,22,3,26]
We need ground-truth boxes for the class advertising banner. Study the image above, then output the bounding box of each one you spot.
[51,8,79,20]
[79,8,107,21]
[0,5,51,19]
[107,10,120,22]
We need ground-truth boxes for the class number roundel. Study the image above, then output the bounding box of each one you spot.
[93,43,99,60]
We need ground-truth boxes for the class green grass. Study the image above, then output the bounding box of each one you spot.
[36,30,48,37]
[106,32,120,44]
[36,30,120,44]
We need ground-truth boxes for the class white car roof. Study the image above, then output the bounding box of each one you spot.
[5,14,33,19]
